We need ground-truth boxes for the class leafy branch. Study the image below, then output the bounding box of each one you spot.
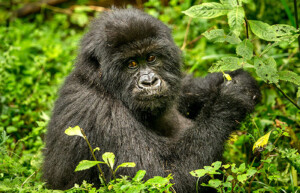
[182,0,300,109]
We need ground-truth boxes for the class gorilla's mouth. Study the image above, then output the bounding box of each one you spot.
[133,80,169,101]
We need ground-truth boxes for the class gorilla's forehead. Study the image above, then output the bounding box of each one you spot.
[111,37,170,59]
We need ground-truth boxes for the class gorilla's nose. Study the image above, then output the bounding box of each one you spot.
[138,73,161,89]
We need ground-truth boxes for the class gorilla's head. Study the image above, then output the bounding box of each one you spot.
[76,9,182,114]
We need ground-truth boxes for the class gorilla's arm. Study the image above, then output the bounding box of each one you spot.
[172,70,260,185]
[178,72,224,119]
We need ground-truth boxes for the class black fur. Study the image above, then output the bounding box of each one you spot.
[43,8,261,192]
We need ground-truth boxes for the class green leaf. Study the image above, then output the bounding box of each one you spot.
[260,42,280,56]
[223,182,232,188]
[221,0,239,7]
[225,33,242,44]
[223,164,231,169]
[93,147,100,153]
[182,3,231,19]
[297,87,300,98]
[227,175,234,181]
[212,161,222,170]
[114,162,136,173]
[271,24,297,36]
[102,152,115,169]
[278,70,300,85]
[190,169,207,177]
[75,160,103,172]
[254,56,279,83]
[238,163,246,172]
[6,126,17,133]
[65,126,84,138]
[203,29,226,42]
[209,57,245,72]
[208,179,222,188]
[70,13,89,27]
[236,39,253,60]
[246,168,257,176]
[203,29,241,44]
[237,174,248,183]
[145,176,169,186]
[248,20,276,41]
[132,170,146,182]
[227,6,245,36]
[271,24,299,43]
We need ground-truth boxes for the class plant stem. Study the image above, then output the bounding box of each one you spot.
[244,18,249,39]
[181,17,192,50]
[293,0,300,57]
[273,84,300,110]
[248,162,264,193]
[107,162,117,182]
[80,128,107,185]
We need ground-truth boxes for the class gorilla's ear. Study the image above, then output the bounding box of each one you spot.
[74,31,102,86]
[77,30,101,68]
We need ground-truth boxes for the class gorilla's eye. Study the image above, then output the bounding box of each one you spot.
[146,55,156,63]
[128,60,138,69]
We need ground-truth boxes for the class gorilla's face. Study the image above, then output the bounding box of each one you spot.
[100,40,182,112]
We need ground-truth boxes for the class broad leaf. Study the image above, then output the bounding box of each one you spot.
[209,57,246,72]
[203,29,225,42]
[278,70,300,85]
[253,131,272,151]
[227,6,245,36]
[102,152,115,169]
[254,56,279,83]
[212,161,222,170]
[65,126,84,138]
[237,174,248,183]
[132,170,146,182]
[236,39,253,60]
[225,33,242,44]
[272,24,299,43]
[114,162,136,173]
[203,29,241,44]
[271,24,297,36]
[208,179,222,188]
[248,20,276,41]
[145,176,169,186]
[190,169,207,177]
[297,87,300,98]
[75,160,103,172]
[246,168,257,176]
[182,3,231,19]
[221,0,240,7]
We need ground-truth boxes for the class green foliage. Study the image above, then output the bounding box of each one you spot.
[66,126,173,192]
[1,0,300,192]
[183,0,300,90]
[190,161,258,192]
[182,3,231,19]
[75,160,104,172]
[236,39,253,60]
[67,174,173,193]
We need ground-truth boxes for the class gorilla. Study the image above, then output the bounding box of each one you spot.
[43,8,261,192]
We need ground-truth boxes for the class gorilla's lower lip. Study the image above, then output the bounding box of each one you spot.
[135,94,167,101]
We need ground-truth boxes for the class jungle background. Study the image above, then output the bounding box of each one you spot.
[0,0,300,192]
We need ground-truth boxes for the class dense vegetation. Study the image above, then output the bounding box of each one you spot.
[0,0,300,192]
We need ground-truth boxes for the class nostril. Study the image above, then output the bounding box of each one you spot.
[138,75,161,88]
[151,77,158,85]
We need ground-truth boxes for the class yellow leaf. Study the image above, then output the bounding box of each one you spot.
[222,71,232,81]
[253,131,272,151]
[65,126,84,138]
